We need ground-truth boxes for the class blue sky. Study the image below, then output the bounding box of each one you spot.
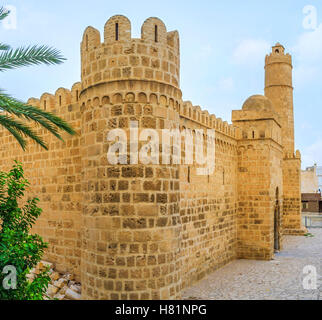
[1,0,322,168]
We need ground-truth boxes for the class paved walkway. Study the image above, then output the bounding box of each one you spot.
[182,229,322,300]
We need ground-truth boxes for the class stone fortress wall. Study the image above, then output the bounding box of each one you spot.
[0,15,305,300]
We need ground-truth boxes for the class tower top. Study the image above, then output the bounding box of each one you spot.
[265,42,292,67]
[264,42,294,155]
[272,43,285,55]
[80,15,180,90]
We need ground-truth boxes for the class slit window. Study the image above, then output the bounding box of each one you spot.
[115,23,119,41]
[155,25,158,42]
[44,100,47,110]
[188,166,191,183]
[59,96,62,106]
[76,90,79,102]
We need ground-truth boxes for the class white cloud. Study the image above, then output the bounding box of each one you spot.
[301,139,322,168]
[293,23,322,63]
[217,77,234,92]
[293,65,317,87]
[232,39,270,66]
[292,23,322,85]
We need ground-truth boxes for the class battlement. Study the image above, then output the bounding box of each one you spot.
[180,101,240,139]
[27,82,81,113]
[265,43,293,91]
[0,14,304,300]
[285,150,301,160]
[81,15,180,91]
[265,43,292,67]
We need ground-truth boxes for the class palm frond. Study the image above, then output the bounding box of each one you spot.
[0,92,76,140]
[0,7,10,21]
[0,114,48,150]
[0,45,66,71]
[0,96,63,141]
[2,124,26,150]
[0,43,10,51]
[0,7,74,150]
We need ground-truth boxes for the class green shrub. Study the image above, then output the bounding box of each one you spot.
[0,161,50,300]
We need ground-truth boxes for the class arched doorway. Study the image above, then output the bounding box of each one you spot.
[274,187,280,251]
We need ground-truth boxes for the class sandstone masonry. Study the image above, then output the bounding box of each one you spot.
[0,16,306,300]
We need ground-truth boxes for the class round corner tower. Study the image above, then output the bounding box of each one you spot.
[79,15,182,300]
[80,15,181,90]
[264,43,294,155]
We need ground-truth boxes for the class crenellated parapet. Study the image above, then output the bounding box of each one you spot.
[265,43,292,90]
[27,82,82,114]
[180,101,239,139]
[285,150,301,160]
[81,15,180,91]
[27,97,40,108]
[265,43,292,67]
[0,14,306,300]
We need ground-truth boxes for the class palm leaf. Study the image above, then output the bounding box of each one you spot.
[0,43,10,51]
[0,7,10,21]
[0,92,76,141]
[0,6,76,150]
[0,45,66,71]
[1,124,27,150]
[0,114,48,150]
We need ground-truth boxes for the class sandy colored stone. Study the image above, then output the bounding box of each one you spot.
[0,17,305,300]
[65,288,82,300]
[53,278,68,289]
[53,294,66,300]
[50,272,60,281]
[182,229,322,300]
[70,284,81,294]
[47,284,59,296]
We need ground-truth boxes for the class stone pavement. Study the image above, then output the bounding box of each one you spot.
[182,229,322,300]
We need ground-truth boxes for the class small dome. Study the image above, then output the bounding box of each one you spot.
[242,95,273,112]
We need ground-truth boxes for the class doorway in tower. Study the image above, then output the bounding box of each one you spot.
[274,187,280,251]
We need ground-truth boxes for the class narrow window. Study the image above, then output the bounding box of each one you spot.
[76,90,79,102]
[59,96,62,106]
[252,131,255,139]
[44,100,47,110]
[115,23,119,41]
[155,25,158,43]
[188,166,191,183]
[86,35,89,51]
